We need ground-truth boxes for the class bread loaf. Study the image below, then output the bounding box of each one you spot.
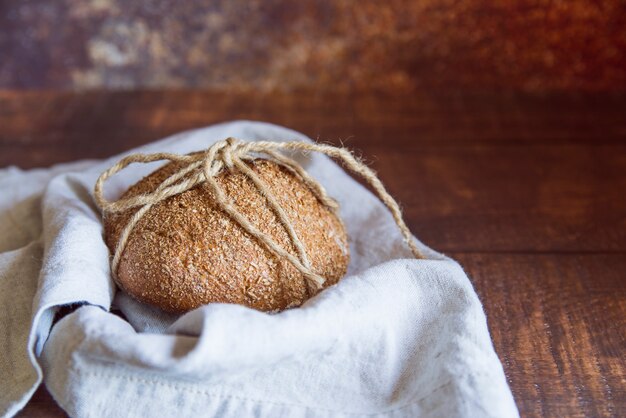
[104,158,349,313]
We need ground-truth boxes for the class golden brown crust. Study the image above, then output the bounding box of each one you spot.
[104,159,349,313]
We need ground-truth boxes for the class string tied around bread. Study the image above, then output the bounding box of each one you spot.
[94,138,424,293]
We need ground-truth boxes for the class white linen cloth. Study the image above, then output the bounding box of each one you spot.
[0,121,518,418]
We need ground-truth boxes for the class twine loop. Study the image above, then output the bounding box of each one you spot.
[94,138,424,293]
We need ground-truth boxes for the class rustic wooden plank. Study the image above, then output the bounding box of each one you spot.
[2,91,625,252]
[453,253,626,418]
[1,91,626,148]
[378,144,626,253]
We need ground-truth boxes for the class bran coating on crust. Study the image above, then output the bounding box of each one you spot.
[104,159,349,313]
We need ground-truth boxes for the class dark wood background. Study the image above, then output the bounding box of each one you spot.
[2,90,625,417]
[1,0,626,92]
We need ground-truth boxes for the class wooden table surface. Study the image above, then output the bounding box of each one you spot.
[2,90,625,418]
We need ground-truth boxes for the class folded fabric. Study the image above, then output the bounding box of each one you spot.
[0,121,518,417]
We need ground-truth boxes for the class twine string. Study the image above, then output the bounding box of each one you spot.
[94,137,424,291]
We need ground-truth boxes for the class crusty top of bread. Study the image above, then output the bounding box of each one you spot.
[104,158,349,313]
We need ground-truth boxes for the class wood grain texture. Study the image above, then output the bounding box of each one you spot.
[3,90,625,417]
[453,253,625,417]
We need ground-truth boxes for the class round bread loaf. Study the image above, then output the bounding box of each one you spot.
[104,158,349,313]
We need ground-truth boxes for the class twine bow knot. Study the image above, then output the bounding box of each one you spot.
[94,138,423,293]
